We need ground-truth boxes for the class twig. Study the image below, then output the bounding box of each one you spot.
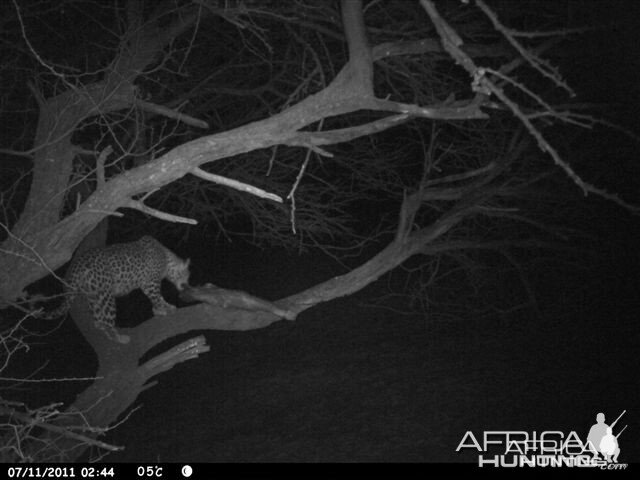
[0,405,123,453]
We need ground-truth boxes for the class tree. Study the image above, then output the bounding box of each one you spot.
[0,0,637,462]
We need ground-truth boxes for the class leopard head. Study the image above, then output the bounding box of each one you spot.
[167,257,191,291]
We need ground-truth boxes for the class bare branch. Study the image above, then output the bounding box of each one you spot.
[191,167,283,203]
[420,0,640,213]
[95,146,113,187]
[125,200,198,225]
[135,99,209,129]
[475,0,575,96]
[141,336,209,375]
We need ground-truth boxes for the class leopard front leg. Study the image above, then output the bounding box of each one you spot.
[88,294,130,344]
[142,281,176,316]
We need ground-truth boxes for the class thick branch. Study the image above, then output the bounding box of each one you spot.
[341,0,373,91]
[0,0,496,302]
[24,173,490,461]
[0,6,203,300]
[127,187,482,350]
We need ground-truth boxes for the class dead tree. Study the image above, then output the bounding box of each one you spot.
[0,0,636,461]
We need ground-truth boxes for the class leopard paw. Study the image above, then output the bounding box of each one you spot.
[153,303,177,316]
[116,333,131,344]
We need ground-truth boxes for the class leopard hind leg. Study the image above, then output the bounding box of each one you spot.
[88,293,130,344]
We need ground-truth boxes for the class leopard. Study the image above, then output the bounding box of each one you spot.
[39,236,190,344]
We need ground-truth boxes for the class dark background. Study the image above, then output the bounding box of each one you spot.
[2,0,639,464]
[20,213,639,462]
